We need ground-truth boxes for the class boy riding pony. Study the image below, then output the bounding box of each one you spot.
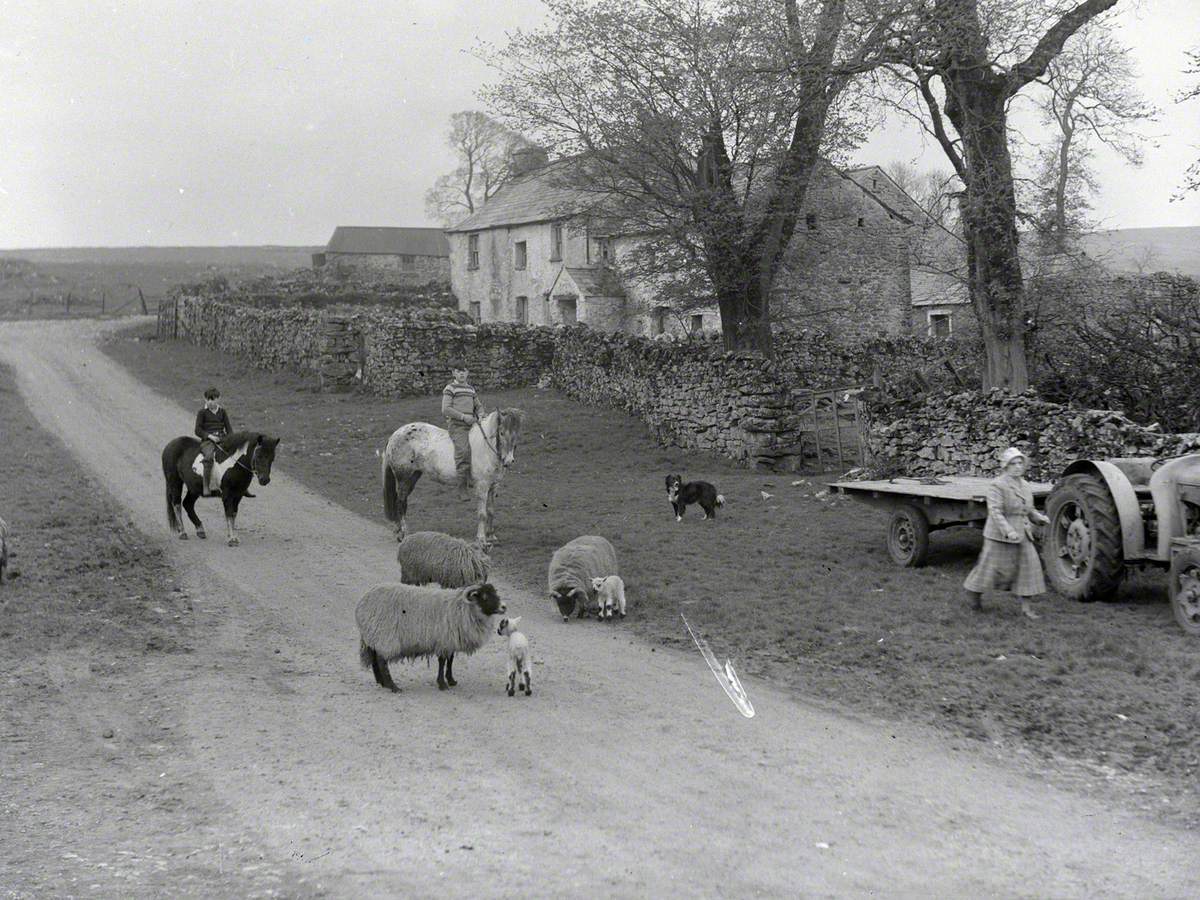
[194,387,240,497]
[442,363,482,501]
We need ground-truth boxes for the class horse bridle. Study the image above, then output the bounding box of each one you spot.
[218,441,260,476]
[473,412,509,468]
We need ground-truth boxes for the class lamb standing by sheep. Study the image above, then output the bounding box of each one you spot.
[591,575,627,620]
[396,530,489,588]
[497,616,532,696]
[356,582,506,693]
[548,535,619,622]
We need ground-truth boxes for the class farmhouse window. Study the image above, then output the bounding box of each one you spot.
[470,301,482,323]
[929,312,952,337]
[650,306,667,336]
[805,213,818,231]
[550,223,563,261]
[856,217,865,227]
[690,314,703,333]
[598,237,612,262]
[543,295,551,323]
[401,254,416,270]
[516,296,528,325]
[514,241,527,270]
[468,234,480,270]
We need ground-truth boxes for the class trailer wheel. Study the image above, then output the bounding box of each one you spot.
[887,504,930,567]
[1168,548,1200,636]
[1043,473,1124,601]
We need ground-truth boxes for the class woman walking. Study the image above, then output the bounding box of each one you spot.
[964,447,1050,619]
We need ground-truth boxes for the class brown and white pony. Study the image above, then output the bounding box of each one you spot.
[381,408,523,547]
[161,431,279,546]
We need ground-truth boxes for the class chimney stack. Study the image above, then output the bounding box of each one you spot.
[509,145,549,178]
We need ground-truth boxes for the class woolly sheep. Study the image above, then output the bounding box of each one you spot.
[0,516,7,585]
[497,616,532,697]
[548,535,618,622]
[396,531,489,588]
[591,575,627,620]
[356,581,507,693]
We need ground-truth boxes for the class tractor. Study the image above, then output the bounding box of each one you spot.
[1042,454,1200,634]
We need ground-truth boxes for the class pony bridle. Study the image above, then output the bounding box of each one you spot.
[474,413,509,467]
[232,443,261,476]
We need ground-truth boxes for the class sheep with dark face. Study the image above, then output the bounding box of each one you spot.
[396,531,489,588]
[356,582,507,693]
[548,535,618,622]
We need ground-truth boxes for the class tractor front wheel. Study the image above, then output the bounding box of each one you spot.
[1169,546,1200,636]
[1043,473,1125,602]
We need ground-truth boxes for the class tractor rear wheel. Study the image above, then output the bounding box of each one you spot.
[1043,473,1125,602]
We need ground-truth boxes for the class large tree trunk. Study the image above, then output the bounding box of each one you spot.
[943,69,1030,390]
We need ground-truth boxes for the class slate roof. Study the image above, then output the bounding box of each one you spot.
[564,267,626,298]
[326,226,449,257]
[445,158,597,233]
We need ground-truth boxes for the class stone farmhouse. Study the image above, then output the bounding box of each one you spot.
[445,152,969,337]
[313,226,450,284]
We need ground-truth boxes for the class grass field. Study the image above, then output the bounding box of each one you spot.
[0,246,317,320]
[101,322,1200,826]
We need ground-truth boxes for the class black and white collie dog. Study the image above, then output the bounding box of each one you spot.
[665,474,725,522]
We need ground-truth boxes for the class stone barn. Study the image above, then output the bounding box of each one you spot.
[317,226,450,284]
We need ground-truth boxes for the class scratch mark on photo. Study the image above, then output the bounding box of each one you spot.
[681,613,755,718]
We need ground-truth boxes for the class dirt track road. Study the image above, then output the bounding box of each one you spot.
[3,318,1197,898]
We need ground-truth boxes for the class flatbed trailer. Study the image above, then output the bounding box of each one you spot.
[829,476,1054,567]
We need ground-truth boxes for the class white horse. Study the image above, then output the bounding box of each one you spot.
[381,408,524,547]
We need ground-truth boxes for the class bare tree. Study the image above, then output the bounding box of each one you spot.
[881,0,1122,391]
[424,111,533,227]
[1178,46,1200,198]
[1027,18,1156,249]
[482,0,894,356]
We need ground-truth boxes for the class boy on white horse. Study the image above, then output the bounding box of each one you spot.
[442,362,482,502]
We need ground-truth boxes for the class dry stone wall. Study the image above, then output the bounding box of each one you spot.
[869,390,1200,481]
[551,327,807,469]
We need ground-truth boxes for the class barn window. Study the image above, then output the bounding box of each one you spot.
[857,217,865,227]
[929,312,952,337]
[468,234,479,270]
[514,241,527,271]
[805,213,817,231]
[401,254,416,270]
[690,314,703,333]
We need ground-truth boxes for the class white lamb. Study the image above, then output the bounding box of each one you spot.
[497,616,532,696]
[591,575,627,620]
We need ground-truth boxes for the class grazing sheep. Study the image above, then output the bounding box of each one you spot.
[396,531,489,588]
[0,516,7,585]
[498,616,532,697]
[548,535,618,622]
[591,575,627,620]
[356,582,507,693]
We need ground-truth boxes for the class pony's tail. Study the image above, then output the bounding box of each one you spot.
[165,484,180,531]
[359,640,374,669]
[382,454,398,522]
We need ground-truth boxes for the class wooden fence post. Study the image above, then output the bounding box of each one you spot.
[138,287,148,315]
[101,290,106,315]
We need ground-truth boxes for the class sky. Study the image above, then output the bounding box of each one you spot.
[1,0,1197,248]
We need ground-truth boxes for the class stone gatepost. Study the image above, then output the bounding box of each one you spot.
[317,314,361,393]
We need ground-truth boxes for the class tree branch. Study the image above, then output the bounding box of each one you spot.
[1006,0,1119,96]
